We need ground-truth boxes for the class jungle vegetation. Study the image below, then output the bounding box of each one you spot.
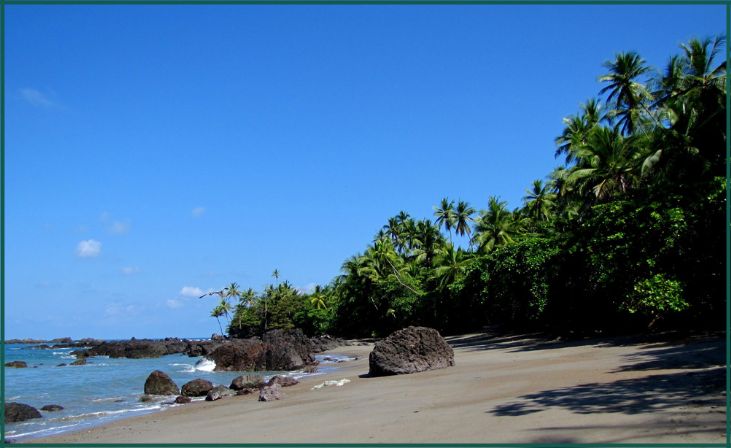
[211,37,726,338]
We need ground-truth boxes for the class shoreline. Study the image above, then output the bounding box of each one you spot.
[26,332,725,444]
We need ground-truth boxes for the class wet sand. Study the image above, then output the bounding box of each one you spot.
[29,332,726,444]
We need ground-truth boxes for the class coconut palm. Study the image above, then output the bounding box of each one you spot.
[599,52,652,135]
[567,127,640,199]
[473,197,516,252]
[555,99,603,164]
[210,304,226,336]
[523,179,556,222]
[433,198,456,243]
[453,200,475,246]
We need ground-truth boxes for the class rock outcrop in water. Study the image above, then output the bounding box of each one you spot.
[5,403,42,423]
[40,404,64,412]
[143,370,180,395]
[368,326,454,376]
[205,385,236,401]
[4,361,27,368]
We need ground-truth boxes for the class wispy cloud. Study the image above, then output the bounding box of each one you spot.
[100,212,130,235]
[165,299,183,309]
[76,239,102,258]
[192,207,206,218]
[104,302,141,318]
[180,286,204,297]
[20,88,56,109]
[121,266,140,275]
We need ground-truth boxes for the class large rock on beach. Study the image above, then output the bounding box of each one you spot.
[208,339,268,371]
[267,375,299,388]
[205,385,236,401]
[258,383,282,402]
[40,404,64,412]
[368,326,454,376]
[262,329,314,370]
[4,361,27,368]
[4,403,42,423]
[144,370,180,395]
[181,379,214,397]
[174,395,191,404]
[230,375,265,391]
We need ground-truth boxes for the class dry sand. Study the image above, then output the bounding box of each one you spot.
[30,332,726,444]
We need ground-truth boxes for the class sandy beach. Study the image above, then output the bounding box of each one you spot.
[29,332,725,444]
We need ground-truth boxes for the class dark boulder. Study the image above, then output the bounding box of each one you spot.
[139,394,153,402]
[143,370,180,395]
[86,340,168,359]
[5,403,42,423]
[181,379,213,397]
[262,329,314,370]
[208,340,268,371]
[56,363,67,367]
[230,375,264,391]
[258,383,282,402]
[267,375,299,388]
[174,396,192,404]
[40,404,64,412]
[205,385,236,401]
[368,326,454,376]
[70,358,87,366]
[4,361,27,368]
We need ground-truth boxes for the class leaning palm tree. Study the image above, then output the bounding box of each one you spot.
[210,304,226,336]
[599,52,653,135]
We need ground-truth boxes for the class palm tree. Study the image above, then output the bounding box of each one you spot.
[309,285,327,310]
[433,198,456,243]
[453,200,476,248]
[599,52,652,135]
[473,197,516,252]
[555,99,603,164]
[567,127,640,199]
[210,304,226,336]
[523,179,556,222]
[433,243,470,290]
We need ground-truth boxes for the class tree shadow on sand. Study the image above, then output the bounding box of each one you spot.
[491,366,725,417]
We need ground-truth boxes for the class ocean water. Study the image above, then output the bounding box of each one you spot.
[4,342,353,441]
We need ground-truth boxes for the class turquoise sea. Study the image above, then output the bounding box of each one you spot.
[4,342,350,441]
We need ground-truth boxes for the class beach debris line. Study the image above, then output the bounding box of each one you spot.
[143,370,180,396]
[368,326,454,377]
[5,403,42,423]
[311,379,351,390]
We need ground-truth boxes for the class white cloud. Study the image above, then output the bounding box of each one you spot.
[180,286,204,297]
[109,221,130,235]
[76,239,102,258]
[166,299,183,309]
[20,88,56,108]
[192,207,206,218]
[121,266,140,275]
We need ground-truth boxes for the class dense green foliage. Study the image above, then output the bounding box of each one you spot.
[213,37,725,338]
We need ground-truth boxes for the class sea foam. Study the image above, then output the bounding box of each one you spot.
[194,358,216,372]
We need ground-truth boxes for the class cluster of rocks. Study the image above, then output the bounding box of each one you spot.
[140,370,299,405]
[4,402,64,423]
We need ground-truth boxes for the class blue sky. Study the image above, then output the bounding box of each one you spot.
[6,5,723,339]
